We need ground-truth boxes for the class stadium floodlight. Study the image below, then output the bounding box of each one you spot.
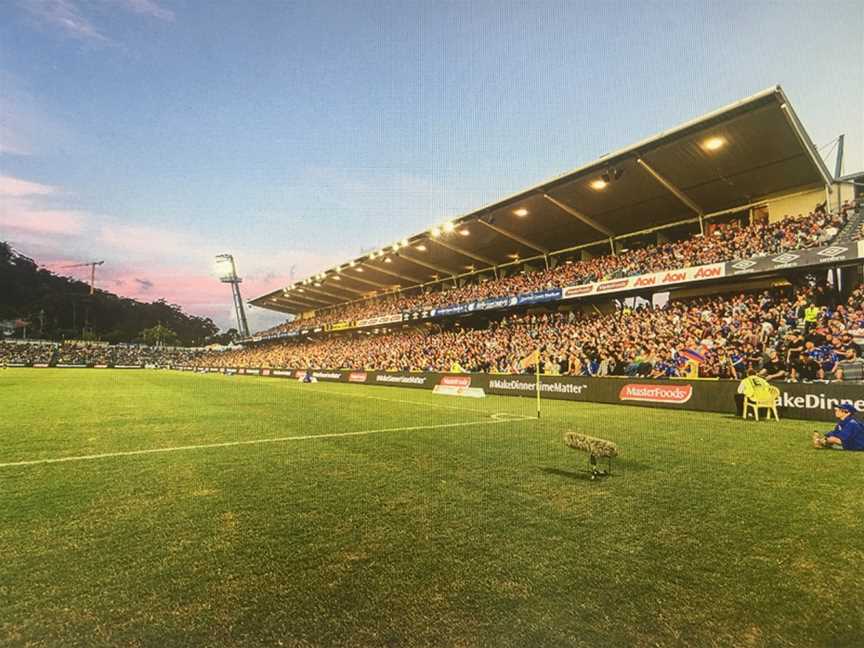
[384,257,392,263]
[400,238,409,247]
[430,226,441,238]
[416,244,427,251]
[459,228,470,236]
[702,136,725,151]
[442,221,455,233]
[590,178,608,190]
[214,254,250,337]
[513,208,529,217]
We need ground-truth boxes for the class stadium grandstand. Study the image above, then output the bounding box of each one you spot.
[221,87,864,395]
[0,340,203,368]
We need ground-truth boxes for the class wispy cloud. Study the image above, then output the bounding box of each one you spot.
[108,0,174,22]
[18,0,174,47]
[1,174,340,328]
[19,0,114,45]
[0,72,70,156]
[0,176,56,197]
[0,201,86,236]
[0,175,85,237]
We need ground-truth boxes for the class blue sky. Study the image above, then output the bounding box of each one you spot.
[1,0,862,330]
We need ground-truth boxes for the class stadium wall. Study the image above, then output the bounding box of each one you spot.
[177,367,864,422]
[763,187,825,223]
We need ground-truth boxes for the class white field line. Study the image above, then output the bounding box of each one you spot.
[0,414,534,469]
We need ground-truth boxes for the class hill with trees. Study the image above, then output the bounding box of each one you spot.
[0,242,219,345]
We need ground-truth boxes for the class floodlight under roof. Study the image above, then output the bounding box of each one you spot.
[702,136,726,151]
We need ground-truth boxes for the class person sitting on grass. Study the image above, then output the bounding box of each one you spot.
[812,403,864,450]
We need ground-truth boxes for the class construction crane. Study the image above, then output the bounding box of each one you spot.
[61,261,104,295]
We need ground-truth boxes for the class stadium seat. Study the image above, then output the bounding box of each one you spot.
[740,377,780,421]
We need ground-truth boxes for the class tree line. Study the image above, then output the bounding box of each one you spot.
[0,242,220,345]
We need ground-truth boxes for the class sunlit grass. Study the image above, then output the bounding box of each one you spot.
[1,369,861,647]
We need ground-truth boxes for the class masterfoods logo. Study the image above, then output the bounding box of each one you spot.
[349,372,368,383]
[619,384,693,404]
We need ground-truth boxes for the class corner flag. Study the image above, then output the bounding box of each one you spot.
[519,348,542,418]
[520,349,540,371]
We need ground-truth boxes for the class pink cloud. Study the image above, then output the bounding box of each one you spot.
[2,176,341,329]
[0,175,56,196]
[0,199,86,236]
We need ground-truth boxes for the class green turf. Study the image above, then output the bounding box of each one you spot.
[1,369,862,647]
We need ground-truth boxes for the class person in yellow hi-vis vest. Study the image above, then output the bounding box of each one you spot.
[450,360,466,373]
[803,302,819,334]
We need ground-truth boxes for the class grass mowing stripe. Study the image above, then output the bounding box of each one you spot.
[0,414,535,469]
[218,374,522,416]
[4,370,863,646]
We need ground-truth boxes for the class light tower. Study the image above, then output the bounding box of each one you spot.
[215,254,250,338]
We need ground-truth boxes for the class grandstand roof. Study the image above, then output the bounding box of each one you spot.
[252,85,833,316]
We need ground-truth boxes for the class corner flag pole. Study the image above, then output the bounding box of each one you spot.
[535,350,541,419]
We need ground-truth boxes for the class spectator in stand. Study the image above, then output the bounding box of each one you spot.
[251,207,850,339]
[0,341,56,365]
[759,349,787,381]
[200,280,864,383]
[0,341,203,367]
[834,346,864,382]
[789,352,820,383]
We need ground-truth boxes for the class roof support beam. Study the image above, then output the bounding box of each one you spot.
[478,219,549,254]
[270,298,318,313]
[541,193,614,239]
[256,300,296,314]
[777,90,834,187]
[301,286,348,303]
[322,280,365,296]
[394,251,457,279]
[285,292,330,306]
[340,271,390,289]
[360,262,422,285]
[428,237,498,269]
[540,193,616,254]
[636,158,705,235]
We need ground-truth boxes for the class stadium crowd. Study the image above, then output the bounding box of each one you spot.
[198,282,864,383]
[257,203,857,338]
[0,341,203,367]
[0,341,55,365]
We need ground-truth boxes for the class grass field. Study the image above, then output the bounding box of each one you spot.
[1,369,862,647]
